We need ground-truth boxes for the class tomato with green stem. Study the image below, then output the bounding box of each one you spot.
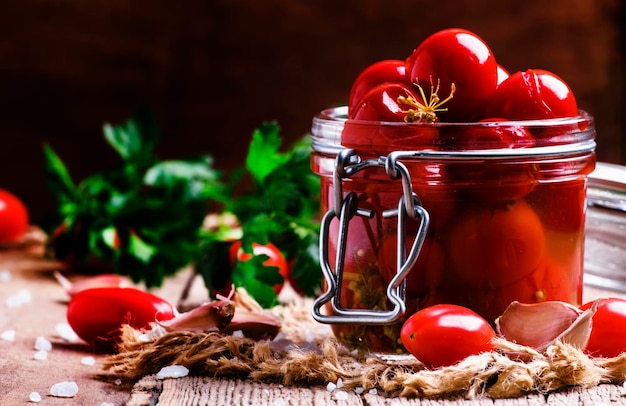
[0,189,29,244]
[401,304,496,368]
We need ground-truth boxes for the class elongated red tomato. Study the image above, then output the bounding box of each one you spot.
[67,287,176,352]
[0,189,29,243]
[401,304,496,368]
[580,298,626,358]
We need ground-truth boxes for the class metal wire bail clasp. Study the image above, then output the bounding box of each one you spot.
[312,148,430,325]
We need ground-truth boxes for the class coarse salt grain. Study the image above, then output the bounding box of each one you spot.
[336,378,344,389]
[333,390,349,401]
[326,382,336,392]
[156,365,189,379]
[34,350,48,361]
[114,379,122,386]
[28,391,42,402]
[1,329,15,341]
[35,336,52,352]
[354,387,364,394]
[50,381,79,398]
[6,289,32,308]
[368,388,378,395]
[81,356,96,366]
[100,403,115,406]
[55,322,80,342]
[0,269,11,282]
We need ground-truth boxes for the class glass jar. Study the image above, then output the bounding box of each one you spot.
[310,106,596,353]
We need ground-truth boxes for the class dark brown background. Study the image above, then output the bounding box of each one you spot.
[0,0,623,224]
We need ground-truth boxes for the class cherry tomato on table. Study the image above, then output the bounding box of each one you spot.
[405,28,499,122]
[401,304,496,369]
[230,241,288,294]
[0,189,29,243]
[67,287,176,353]
[580,298,626,358]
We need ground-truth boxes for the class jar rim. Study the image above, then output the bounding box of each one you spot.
[312,106,596,160]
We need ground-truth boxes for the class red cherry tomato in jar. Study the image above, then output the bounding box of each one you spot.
[446,200,545,288]
[378,233,445,296]
[351,82,420,122]
[348,59,411,118]
[486,69,578,120]
[230,241,288,294]
[580,298,626,358]
[525,179,586,233]
[441,118,536,150]
[0,189,29,243]
[67,287,176,352]
[406,28,498,122]
[401,304,496,369]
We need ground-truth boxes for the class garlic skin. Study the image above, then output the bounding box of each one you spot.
[496,300,598,352]
[159,299,235,332]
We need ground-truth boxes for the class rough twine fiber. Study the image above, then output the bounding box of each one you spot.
[103,299,626,400]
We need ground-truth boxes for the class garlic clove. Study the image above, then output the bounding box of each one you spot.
[220,309,281,340]
[159,299,235,332]
[554,298,599,351]
[54,271,132,297]
[495,300,582,352]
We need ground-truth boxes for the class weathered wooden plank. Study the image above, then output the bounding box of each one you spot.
[546,384,626,405]
[363,392,546,405]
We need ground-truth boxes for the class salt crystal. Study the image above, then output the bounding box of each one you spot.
[0,269,11,282]
[114,379,122,386]
[336,378,344,388]
[50,381,79,398]
[1,329,15,341]
[156,365,189,379]
[28,391,42,402]
[6,289,32,308]
[81,356,96,366]
[35,336,52,352]
[368,388,378,395]
[333,390,349,400]
[100,403,114,406]
[354,387,364,394]
[232,330,245,338]
[55,323,80,342]
[34,350,48,360]
[326,382,336,392]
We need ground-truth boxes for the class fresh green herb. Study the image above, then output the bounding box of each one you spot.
[43,110,322,307]
[196,122,322,308]
[43,107,224,287]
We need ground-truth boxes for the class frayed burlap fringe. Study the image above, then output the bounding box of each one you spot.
[102,326,626,400]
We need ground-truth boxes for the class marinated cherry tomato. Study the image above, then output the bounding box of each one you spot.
[526,179,586,233]
[67,287,176,353]
[0,189,29,243]
[442,118,536,150]
[486,69,578,120]
[348,59,411,118]
[351,82,420,122]
[378,233,445,296]
[446,200,545,288]
[580,298,626,358]
[482,258,572,322]
[406,28,498,122]
[230,241,288,294]
[401,304,496,368]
